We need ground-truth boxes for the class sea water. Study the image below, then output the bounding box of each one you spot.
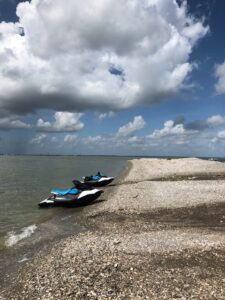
[0,155,129,249]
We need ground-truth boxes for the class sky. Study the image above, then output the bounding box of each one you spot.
[0,0,225,157]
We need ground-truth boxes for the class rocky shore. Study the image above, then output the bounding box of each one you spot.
[2,157,225,300]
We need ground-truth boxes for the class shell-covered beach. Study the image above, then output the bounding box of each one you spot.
[2,158,225,299]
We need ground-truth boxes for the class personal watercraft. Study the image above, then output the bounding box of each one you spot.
[39,185,103,208]
[83,172,114,187]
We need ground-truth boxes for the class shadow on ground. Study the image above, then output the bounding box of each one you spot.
[87,202,225,232]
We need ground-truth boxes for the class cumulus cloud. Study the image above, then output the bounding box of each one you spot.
[64,134,78,143]
[80,119,194,151]
[207,115,225,126]
[215,61,225,94]
[0,0,208,116]
[0,116,31,129]
[37,112,84,132]
[148,119,198,145]
[81,116,200,150]
[81,116,146,147]
[149,120,185,139]
[117,116,146,137]
[26,114,220,154]
[30,134,46,144]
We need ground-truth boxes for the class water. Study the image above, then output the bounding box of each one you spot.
[0,155,128,249]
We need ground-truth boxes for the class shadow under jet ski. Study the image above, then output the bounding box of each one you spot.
[39,188,103,208]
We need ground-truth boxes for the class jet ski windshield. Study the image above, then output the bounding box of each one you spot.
[72,180,92,190]
[96,171,107,177]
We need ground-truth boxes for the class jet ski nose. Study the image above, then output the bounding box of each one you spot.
[94,189,104,195]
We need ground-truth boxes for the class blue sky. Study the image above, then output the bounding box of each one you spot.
[0,0,225,156]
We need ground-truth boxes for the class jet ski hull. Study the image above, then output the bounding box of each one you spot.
[84,177,114,187]
[39,189,103,208]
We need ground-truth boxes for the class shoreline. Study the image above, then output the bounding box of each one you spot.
[0,161,130,296]
[2,157,225,299]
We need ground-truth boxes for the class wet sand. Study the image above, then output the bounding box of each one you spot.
[2,158,225,299]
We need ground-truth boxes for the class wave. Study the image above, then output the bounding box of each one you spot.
[5,224,37,247]
[18,255,29,263]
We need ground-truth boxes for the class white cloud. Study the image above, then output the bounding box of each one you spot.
[80,116,146,149]
[81,116,197,150]
[26,114,222,155]
[215,61,225,94]
[37,112,84,132]
[207,115,225,126]
[117,116,146,137]
[97,111,115,121]
[148,119,199,148]
[149,120,186,139]
[0,0,208,115]
[0,116,31,129]
[30,134,46,144]
[217,131,225,139]
[64,134,78,143]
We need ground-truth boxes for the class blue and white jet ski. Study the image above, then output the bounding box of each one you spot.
[39,184,103,208]
[83,172,114,187]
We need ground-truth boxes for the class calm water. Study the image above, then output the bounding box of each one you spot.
[0,155,129,247]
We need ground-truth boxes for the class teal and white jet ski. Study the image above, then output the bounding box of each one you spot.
[39,186,103,208]
[83,172,114,187]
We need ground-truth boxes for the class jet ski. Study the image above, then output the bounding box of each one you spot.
[39,184,103,208]
[83,172,114,187]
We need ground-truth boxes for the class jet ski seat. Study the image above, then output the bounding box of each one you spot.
[51,188,80,196]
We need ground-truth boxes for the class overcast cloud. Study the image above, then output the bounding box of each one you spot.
[0,0,208,117]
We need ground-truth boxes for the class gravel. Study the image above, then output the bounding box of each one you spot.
[122,158,225,182]
[91,180,225,214]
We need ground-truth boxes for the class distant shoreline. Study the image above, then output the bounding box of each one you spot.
[0,153,225,160]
